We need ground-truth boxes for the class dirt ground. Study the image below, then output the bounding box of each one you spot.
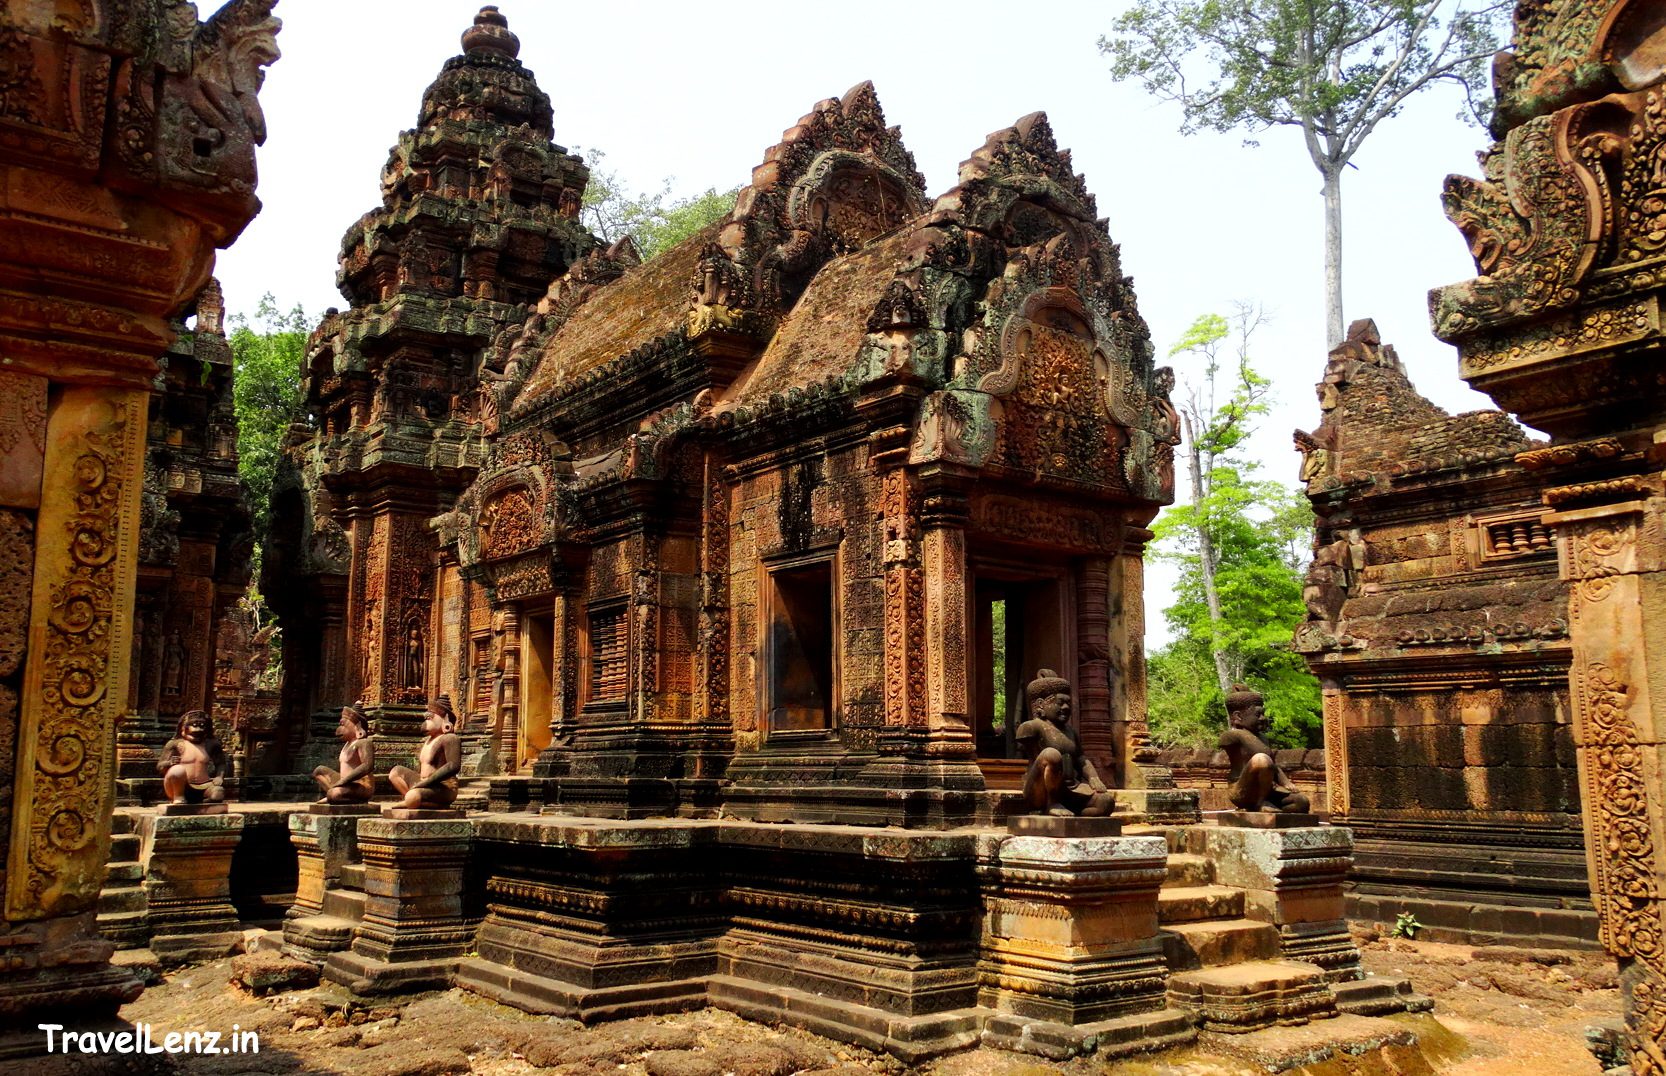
[21,932,1623,1076]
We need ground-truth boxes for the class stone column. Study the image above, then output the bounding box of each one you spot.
[143,812,246,964]
[976,832,1191,1061]
[324,817,474,994]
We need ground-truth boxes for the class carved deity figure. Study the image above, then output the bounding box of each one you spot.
[405,624,425,688]
[388,696,461,810]
[158,710,228,805]
[1016,669,1114,817]
[1220,684,1310,814]
[162,630,186,696]
[313,703,375,804]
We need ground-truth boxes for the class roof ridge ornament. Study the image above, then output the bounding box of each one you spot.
[462,6,520,59]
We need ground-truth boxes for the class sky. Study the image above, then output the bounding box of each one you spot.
[215,0,1506,644]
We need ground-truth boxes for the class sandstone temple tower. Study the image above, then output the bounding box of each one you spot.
[265,7,594,761]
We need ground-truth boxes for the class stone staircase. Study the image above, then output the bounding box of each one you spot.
[1155,832,1343,1034]
[97,812,149,950]
[284,860,365,964]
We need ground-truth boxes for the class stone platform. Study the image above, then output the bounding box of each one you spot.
[91,800,1430,1064]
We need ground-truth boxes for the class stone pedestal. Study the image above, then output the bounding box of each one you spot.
[287,808,371,918]
[976,832,1194,1060]
[144,812,246,964]
[324,817,473,993]
[1195,824,1360,982]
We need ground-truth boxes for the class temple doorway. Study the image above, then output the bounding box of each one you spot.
[521,611,554,770]
[971,565,1070,789]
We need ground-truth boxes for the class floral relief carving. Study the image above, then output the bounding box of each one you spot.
[8,389,143,921]
[1578,660,1666,1070]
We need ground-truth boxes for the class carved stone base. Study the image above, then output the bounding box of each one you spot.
[0,912,144,1028]
[308,803,378,816]
[323,818,473,994]
[1192,825,1362,983]
[977,832,1171,1032]
[286,811,365,920]
[144,812,245,964]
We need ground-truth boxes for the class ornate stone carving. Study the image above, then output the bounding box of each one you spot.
[7,387,145,919]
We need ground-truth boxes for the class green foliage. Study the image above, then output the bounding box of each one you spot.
[228,294,310,541]
[579,148,739,261]
[1100,0,1503,151]
[1152,470,1321,748]
[1146,309,1321,750]
[1392,911,1424,939]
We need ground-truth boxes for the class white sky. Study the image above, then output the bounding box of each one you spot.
[215,0,1503,645]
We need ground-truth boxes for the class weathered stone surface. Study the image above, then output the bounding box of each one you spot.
[144,811,247,964]
[1293,320,1589,949]
[1428,0,1666,1062]
[232,951,321,995]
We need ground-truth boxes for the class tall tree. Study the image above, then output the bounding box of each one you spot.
[1101,0,1504,346]
[228,294,309,542]
[1166,308,1271,693]
[579,148,739,261]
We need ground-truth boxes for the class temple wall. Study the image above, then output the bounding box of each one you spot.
[1296,322,1593,947]
[726,440,878,755]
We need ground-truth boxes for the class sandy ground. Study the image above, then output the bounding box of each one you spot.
[20,933,1623,1075]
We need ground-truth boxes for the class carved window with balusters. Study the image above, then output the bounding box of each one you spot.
[1474,510,1556,564]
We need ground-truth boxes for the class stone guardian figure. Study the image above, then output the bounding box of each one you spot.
[1220,684,1311,813]
[1016,669,1114,817]
[313,703,375,804]
[158,709,228,805]
[388,696,461,810]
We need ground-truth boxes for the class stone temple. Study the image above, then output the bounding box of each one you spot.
[3,0,1663,1069]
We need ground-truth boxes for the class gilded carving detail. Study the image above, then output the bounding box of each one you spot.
[6,387,144,921]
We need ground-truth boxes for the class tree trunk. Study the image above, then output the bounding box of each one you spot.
[1323,167,1344,349]
[1183,413,1233,695]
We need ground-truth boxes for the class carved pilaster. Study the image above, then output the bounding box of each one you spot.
[1320,684,1347,817]
[922,507,975,762]
[879,468,927,739]
[7,387,147,921]
[1545,488,1666,1061]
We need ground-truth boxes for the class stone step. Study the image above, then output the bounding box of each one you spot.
[97,910,150,949]
[110,833,141,860]
[98,885,148,915]
[338,863,366,890]
[1159,884,1244,924]
[110,812,137,836]
[1163,853,1214,889]
[1161,918,1280,970]
[1168,959,1335,1033]
[105,860,143,885]
[322,887,366,922]
[282,914,357,962]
